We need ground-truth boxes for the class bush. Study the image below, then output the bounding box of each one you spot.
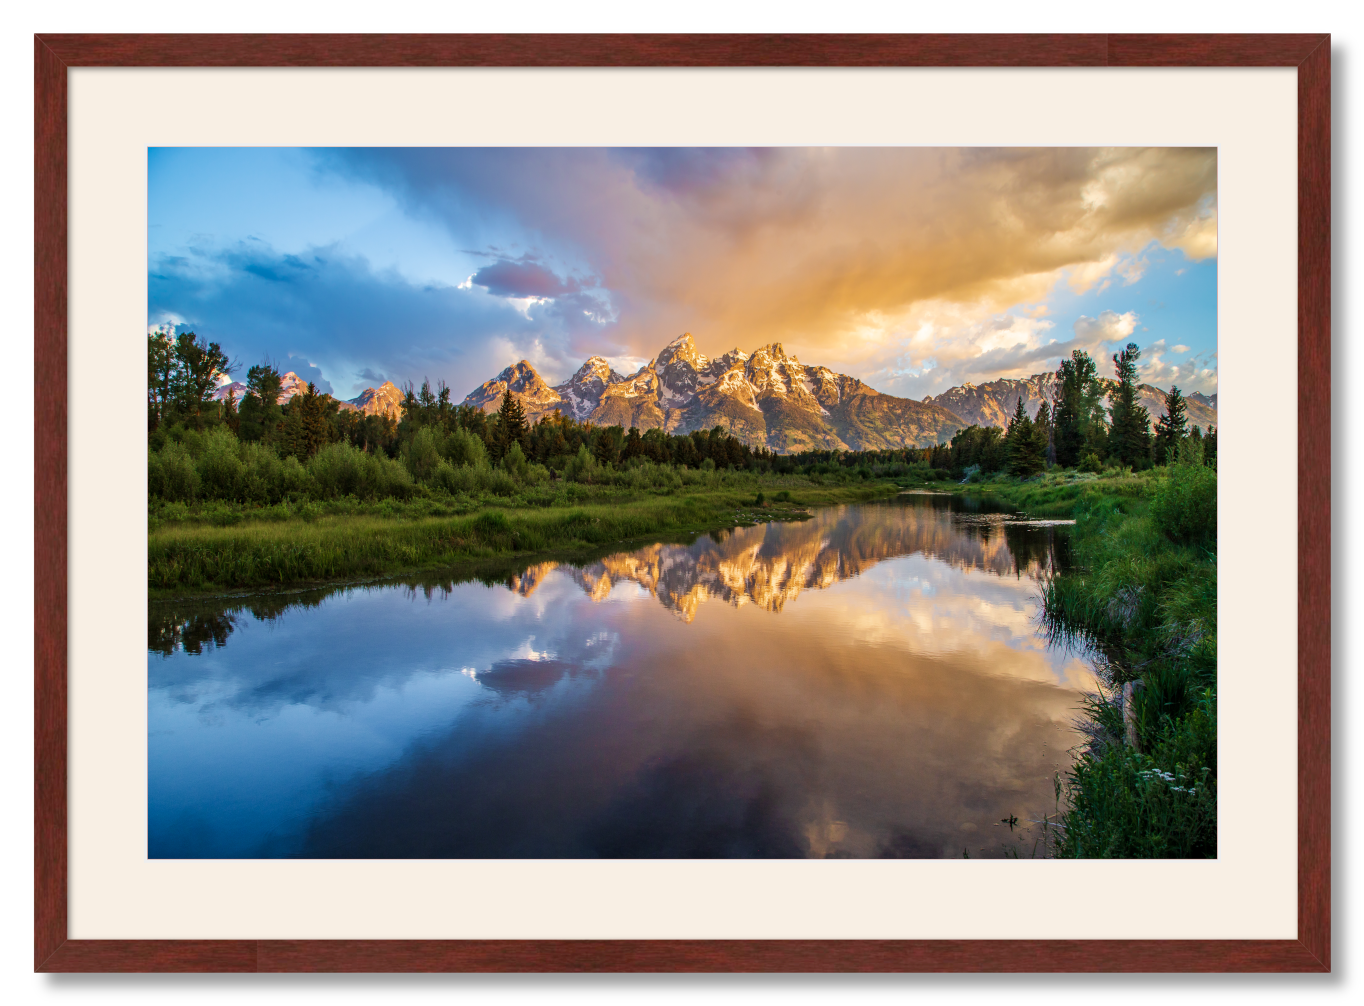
[932,468,953,481]
[401,426,443,482]
[564,445,599,484]
[1078,452,1105,474]
[309,441,374,499]
[1149,463,1217,547]
[152,441,200,501]
[502,441,530,479]
[1058,689,1217,858]
[443,427,488,468]
[774,490,791,503]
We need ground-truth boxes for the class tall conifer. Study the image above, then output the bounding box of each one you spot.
[1153,384,1188,465]
[1108,343,1153,469]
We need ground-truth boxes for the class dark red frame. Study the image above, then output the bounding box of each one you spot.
[34,33,1331,973]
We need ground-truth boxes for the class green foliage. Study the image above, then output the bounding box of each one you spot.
[309,441,414,500]
[147,328,234,432]
[502,441,530,479]
[997,469,1220,859]
[1005,398,1044,478]
[564,444,599,484]
[1057,689,1217,858]
[1152,384,1188,465]
[494,392,529,459]
[402,426,444,482]
[1078,451,1104,474]
[148,441,200,502]
[1107,343,1153,469]
[1149,463,1217,546]
[1053,349,1107,467]
[443,426,489,468]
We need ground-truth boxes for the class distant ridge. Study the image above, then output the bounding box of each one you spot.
[211,373,405,420]
[462,334,1217,454]
[462,334,968,452]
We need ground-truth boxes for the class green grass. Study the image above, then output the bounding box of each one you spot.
[149,482,899,596]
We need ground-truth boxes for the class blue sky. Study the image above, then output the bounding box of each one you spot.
[149,147,1217,400]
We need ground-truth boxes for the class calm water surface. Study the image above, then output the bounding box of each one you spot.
[149,493,1091,859]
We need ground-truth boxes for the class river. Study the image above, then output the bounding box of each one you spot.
[148,492,1092,859]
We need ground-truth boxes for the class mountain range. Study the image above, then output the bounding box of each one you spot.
[212,373,405,419]
[926,375,1218,437]
[460,334,1217,453]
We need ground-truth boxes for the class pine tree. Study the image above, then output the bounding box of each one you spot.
[1152,384,1188,465]
[222,387,240,435]
[593,427,620,466]
[495,392,528,460]
[1107,343,1153,469]
[1033,399,1054,468]
[1005,398,1044,478]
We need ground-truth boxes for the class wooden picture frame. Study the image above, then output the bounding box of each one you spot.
[34,33,1331,973]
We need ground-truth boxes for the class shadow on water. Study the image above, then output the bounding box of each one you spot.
[148,493,1083,859]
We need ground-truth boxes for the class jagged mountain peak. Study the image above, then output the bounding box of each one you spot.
[462,335,969,452]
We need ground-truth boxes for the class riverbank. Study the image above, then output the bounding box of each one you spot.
[149,481,901,597]
[947,466,1218,858]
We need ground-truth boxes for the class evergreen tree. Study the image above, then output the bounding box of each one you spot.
[1034,399,1054,468]
[495,392,529,460]
[279,382,333,459]
[1107,343,1153,469]
[1005,398,1044,478]
[221,387,240,435]
[622,426,644,461]
[593,426,621,466]
[1152,384,1188,465]
[1203,426,1218,469]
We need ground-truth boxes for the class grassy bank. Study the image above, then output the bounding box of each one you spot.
[950,466,1218,858]
[149,481,899,596]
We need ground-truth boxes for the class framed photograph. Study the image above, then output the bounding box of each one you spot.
[35,34,1330,972]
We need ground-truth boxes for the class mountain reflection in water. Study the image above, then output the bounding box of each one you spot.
[149,494,1090,859]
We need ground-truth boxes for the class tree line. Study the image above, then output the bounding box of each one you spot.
[148,330,1218,506]
[922,343,1217,479]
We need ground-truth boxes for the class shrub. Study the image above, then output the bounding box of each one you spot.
[486,468,518,496]
[502,441,530,479]
[444,427,488,468]
[564,445,598,484]
[1076,452,1103,474]
[402,426,443,482]
[774,490,791,503]
[932,468,953,481]
[309,441,375,499]
[153,441,200,501]
[1149,463,1217,547]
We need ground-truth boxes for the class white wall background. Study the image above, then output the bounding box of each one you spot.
[1,0,1358,1003]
